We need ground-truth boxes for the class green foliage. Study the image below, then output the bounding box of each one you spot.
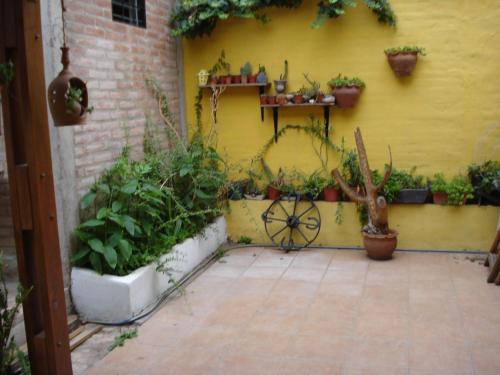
[0,253,31,375]
[209,50,231,76]
[303,73,321,98]
[65,85,94,115]
[240,62,252,76]
[430,174,473,206]
[227,180,247,200]
[340,149,363,188]
[73,82,226,276]
[385,46,426,56]
[300,171,326,199]
[237,236,253,244]
[0,61,14,85]
[328,74,366,89]
[170,0,396,38]
[108,330,138,352]
[380,167,426,203]
[279,60,289,81]
[468,160,500,204]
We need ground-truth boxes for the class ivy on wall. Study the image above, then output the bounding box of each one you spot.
[170,0,397,39]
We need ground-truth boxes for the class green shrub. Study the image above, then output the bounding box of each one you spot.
[468,160,500,205]
[380,167,426,203]
[384,46,426,56]
[328,74,366,89]
[300,171,326,199]
[430,173,473,206]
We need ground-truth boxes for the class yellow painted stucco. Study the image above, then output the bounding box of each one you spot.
[181,0,500,250]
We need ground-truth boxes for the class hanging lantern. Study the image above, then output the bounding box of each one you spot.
[197,69,210,86]
[48,47,89,126]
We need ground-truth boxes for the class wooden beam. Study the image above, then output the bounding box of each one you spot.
[0,0,73,373]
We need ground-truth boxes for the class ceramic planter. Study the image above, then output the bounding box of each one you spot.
[267,96,277,105]
[432,192,448,205]
[274,80,287,94]
[71,217,228,323]
[260,95,268,105]
[393,188,429,204]
[362,229,398,260]
[331,86,362,108]
[224,75,233,85]
[244,194,265,200]
[232,75,242,84]
[323,187,340,202]
[267,186,281,200]
[316,93,325,103]
[256,72,267,84]
[241,75,248,84]
[248,75,257,84]
[198,70,210,86]
[387,52,418,77]
[293,95,303,104]
[277,95,287,106]
[209,76,218,86]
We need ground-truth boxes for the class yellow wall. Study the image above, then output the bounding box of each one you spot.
[181,0,500,250]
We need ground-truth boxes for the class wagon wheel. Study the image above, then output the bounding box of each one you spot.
[261,195,321,252]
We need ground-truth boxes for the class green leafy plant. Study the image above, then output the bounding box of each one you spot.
[240,62,252,76]
[108,330,138,352]
[170,1,396,38]
[227,180,248,200]
[384,46,426,56]
[65,85,94,115]
[0,253,31,375]
[0,61,14,85]
[430,173,448,194]
[447,175,474,206]
[328,74,366,89]
[300,171,326,199]
[468,160,500,205]
[377,167,426,203]
[209,50,231,76]
[237,236,253,244]
[279,60,289,81]
[303,73,321,99]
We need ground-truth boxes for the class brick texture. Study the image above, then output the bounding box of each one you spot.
[64,0,180,197]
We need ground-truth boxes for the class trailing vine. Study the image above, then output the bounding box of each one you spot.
[169,0,396,39]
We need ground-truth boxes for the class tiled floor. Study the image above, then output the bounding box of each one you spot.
[85,248,500,375]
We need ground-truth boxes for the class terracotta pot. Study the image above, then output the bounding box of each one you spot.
[48,47,88,126]
[224,75,233,85]
[260,95,268,105]
[217,76,225,84]
[274,80,287,94]
[241,75,248,84]
[316,93,325,103]
[267,96,277,105]
[387,52,418,77]
[209,76,218,86]
[232,75,242,84]
[331,86,362,108]
[276,95,287,106]
[362,229,398,260]
[323,187,340,202]
[293,95,303,104]
[268,186,281,200]
[432,192,448,205]
[248,75,257,84]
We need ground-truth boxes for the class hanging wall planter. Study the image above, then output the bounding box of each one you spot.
[328,75,365,108]
[384,46,426,77]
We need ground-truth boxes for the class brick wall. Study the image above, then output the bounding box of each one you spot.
[64,0,181,197]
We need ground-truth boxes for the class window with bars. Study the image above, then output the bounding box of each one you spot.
[112,0,146,28]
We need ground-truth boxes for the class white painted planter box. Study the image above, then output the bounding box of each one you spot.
[71,217,227,323]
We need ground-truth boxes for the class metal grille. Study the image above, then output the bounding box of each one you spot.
[112,0,146,28]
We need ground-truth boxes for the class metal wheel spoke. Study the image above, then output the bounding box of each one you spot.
[270,224,289,240]
[296,226,310,243]
[277,201,290,217]
[300,217,320,230]
[266,217,288,224]
[296,204,315,219]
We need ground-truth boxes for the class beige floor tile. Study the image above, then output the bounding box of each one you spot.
[280,357,342,375]
[246,311,305,335]
[343,365,408,375]
[241,265,286,279]
[216,251,258,267]
[289,249,334,269]
[203,263,247,278]
[356,311,409,341]
[471,343,500,375]
[409,337,473,373]
[348,337,409,369]
[252,248,296,268]
[281,266,326,283]
[231,331,298,358]
[322,268,367,283]
[293,334,355,363]
[219,353,283,375]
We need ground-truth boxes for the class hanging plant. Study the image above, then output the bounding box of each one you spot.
[170,0,396,39]
[385,46,426,77]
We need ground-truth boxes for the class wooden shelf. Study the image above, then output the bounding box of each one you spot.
[199,83,270,89]
[261,102,337,142]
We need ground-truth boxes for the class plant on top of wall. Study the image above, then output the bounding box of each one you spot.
[328,74,365,108]
[430,173,473,206]
[468,161,500,206]
[385,46,426,77]
[300,171,327,200]
[373,167,428,204]
[169,0,396,39]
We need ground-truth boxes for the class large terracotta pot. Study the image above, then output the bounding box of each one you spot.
[48,47,88,126]
[323,187,340,202]
[387,52,418,77]
[331,86,361,108]
[432,192,448,205]
[362,230,398,260]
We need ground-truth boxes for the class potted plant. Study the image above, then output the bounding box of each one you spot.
[276,94,287,106]
[468,161,500,206]
[268,95,277,105]
[267,168,285,200]
[244,170,265,200]
[323,178,341,202]
[301,172,326,201]
[227,180,248,200]
[328,74,365,108]
[385,46,426,77]
[240,62,252,84]
[303,73,321,102]
[256,65,268,84]
[65,84,94,118]
[333,128,397,260]
[340,149,364,201]
[430,173,449,205]
[447,175,474,206]
[293,87,307,104]
[0,61,14,88]
[209,50,231,85]
[260,95,268,105]
[274,60,288,94]
[381,167,429,204]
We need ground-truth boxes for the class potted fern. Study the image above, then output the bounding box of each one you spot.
[385,46,426,77]
[328,74,365,108]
